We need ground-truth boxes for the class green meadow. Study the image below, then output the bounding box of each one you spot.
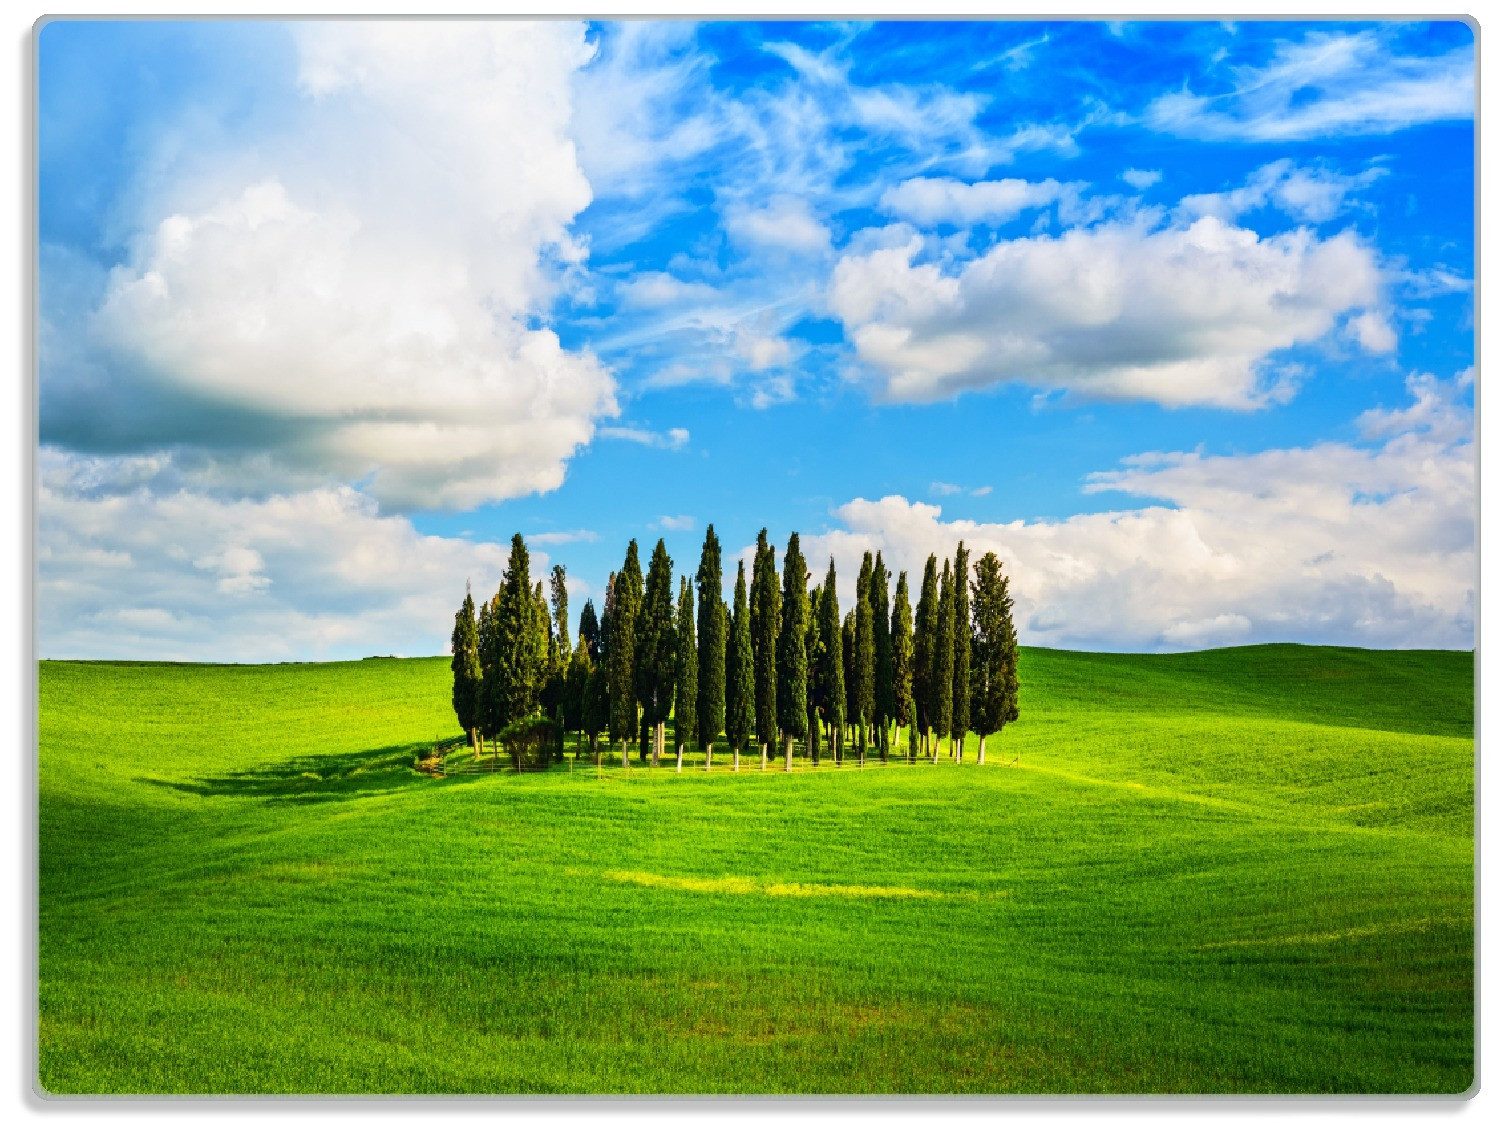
[37,644,1473,1094]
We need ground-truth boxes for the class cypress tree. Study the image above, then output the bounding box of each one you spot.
[951,542,972,763]
[636,539,677,765]
[970,551,1021,764]
[578,599,601,662]
[932,559,955,761]
[451,584,482,754]
[853,552,876,765]
[890,571,915,760]
[492,535,544,743]
[478,591,502,755]
[726,560,754,772]
[750,529,779,769]
[871,552,892,762]
[550,564,571,666]
[674,575,696,773]
[842,609,856,757]
[805,581,823,765]
[913,556,939,759]
[776,532,809,771]
[563,640,591,749]
[695,525,726,768]
[582,657,608,763]
[817,557,846,766]
[608,543,643,766]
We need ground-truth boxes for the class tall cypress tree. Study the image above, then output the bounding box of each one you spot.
[776,532,809,771]
[805,581,823,765]
[451,584,482,754]
[674,575,696,773]
[492,535,544,741]
[842,610,856,754]
[563,640,591,750]
[970,551,1021,764]
[608,543,643,766]
[871,552,892,762]
[853,552,876,765]
[726,560,754,772]
[951,542,972,763]
[750,529,779,769]
[913,555,939,757]
[890,571,915,760]
[478,591,502,754]
[817,557,846,766]
[578,599,601,662]
[932,559,955,761]
[582,654,608,763]
[695,525,726,768]
[550,564,571,666]
[636,539,677,765]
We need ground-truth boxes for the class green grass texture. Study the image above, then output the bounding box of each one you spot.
[37,644,1474,1094]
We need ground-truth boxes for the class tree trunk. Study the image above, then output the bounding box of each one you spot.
[676,735,683,772]
[706,740,713,771]
[977,733,986,766]
[760,742,768,770]
[783,732,793,772]
[621,732,630,769]
[733,745,740,772]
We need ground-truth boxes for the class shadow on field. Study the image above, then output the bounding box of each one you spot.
[138,742,466,804]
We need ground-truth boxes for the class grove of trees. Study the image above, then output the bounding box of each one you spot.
[449,528,1021,771]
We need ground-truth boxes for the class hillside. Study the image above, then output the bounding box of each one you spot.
[37,645,1474,1093]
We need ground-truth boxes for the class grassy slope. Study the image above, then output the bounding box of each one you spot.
[37,644,1474,1094]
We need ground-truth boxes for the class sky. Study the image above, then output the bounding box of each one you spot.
[35,18,1476,660]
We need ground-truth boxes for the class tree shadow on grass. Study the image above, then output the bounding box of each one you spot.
[138,740,477,804]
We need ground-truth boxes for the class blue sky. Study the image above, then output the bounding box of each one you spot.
[36,19,1475,659]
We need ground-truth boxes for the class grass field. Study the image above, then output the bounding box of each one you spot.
[37,644,1474,1094]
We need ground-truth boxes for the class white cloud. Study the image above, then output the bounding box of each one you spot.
[1121,168,1162,190]
[879,177,1076,226]
[724,196,832,256]
[655,514,696,532]
[37,449,515,661]
[1347,310,1398,354]
[598,424,691,450]
[46,22,616,513]
[1177,159,1386,224]
[830,215,1385,408]
[798,372,1472,651]
[618,272,721,309]
[1146,30,1474,141]
[530,529,601,547]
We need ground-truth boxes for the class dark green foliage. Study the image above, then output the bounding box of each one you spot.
[816,557,846,762]
[842,610,856,732]
[578,599,600,663]
[581,659,608,758]
[776,532,809,742]
[725,561,754,763]
[636,540,678,749]
[477,592,500,738]
[951,542,972,755]
[853,552,875,758]
[490,535,546,730]
[913,556,939,743]
[550,565,571,666]
[450,585,481,745]
[970,551,1020,740]
[608,544,643,750]
[563,641,591,734]
[675,576,697,763]
[805,582,823,763]
[750,529,779,753]
[695,526,726,753]
[933,559,955,747]
[891,571,915,753]
[871,552,892,760]
[497,713,560,772]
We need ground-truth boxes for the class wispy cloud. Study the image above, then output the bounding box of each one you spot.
[530,529,601,546]
[598,424,691,450]
[1145,29,1473,141]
